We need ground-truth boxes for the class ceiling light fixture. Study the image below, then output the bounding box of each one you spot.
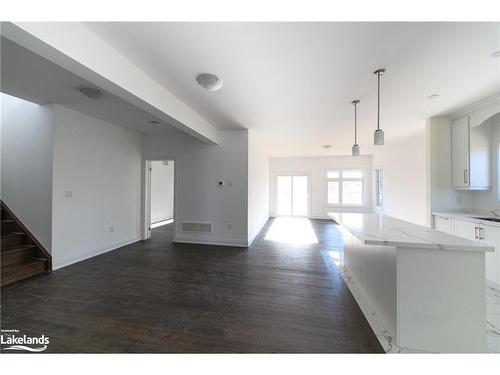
[491,50,500,58]
[428,94,439,100]
[373,68,386,146]
[196,73,223,91]
[79,87,102,100]
[351,99,360,156]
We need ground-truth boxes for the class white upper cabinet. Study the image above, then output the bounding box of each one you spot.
[451,116,469,189]
[451,115,491,190]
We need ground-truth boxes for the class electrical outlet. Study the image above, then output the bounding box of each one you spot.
[227,223,232,230]
[64,191,73,198]
[109,226,114,233]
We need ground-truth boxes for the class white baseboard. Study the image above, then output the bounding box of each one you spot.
[52,236,140,270]
[174,234,248,248]
[247,216,270,246]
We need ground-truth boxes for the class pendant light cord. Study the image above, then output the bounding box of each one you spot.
[377,71,381,131]
[354,101,357,144]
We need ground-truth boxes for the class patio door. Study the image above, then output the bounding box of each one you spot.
[276,175,309,217]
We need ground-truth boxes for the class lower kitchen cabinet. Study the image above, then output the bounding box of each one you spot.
[435,215,454,235]
[434,215,500,286]
[454,218,480,242]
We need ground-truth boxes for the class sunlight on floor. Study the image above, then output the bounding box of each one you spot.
[328,250,344,267]
[264,217,319,245]
[151,219,173,228]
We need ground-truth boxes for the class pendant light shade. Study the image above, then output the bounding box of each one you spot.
[351,99,360,156]
[374,129,384,145]
[373,68,386,146]
[352,144,360,156]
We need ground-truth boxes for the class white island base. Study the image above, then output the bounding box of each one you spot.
[330,213,492,353]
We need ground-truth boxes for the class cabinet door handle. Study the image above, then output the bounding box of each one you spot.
[464,169,468,184]
[479,227,484,240]
[474,226,479,239]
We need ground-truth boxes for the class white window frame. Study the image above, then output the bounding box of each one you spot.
[375,167,383,210]
[326,169,365,207]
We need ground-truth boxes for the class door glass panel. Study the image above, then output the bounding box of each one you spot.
[292,176,308,216]
[277,176,292,216]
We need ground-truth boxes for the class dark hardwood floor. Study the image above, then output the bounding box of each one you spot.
[0,218,383,353]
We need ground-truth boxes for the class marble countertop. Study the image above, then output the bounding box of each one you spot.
[329,212,494,252]
[433,210,500,228]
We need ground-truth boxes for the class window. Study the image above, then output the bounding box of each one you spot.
[327,170,364,206]
[375,168,383,209]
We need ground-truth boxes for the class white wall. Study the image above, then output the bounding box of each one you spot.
[150,160,174,223]
[248,130,269,244]
[144,129,249,246]
[269,155,373,219]
[51,105,143,269]
[0,93,54,251]
[372,124,430,226]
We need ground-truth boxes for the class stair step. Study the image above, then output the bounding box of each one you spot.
[1,245,37,267]
[1,232,26,248]
[1,219,16,234]
[2,244,37,256]
[1,258,47,287]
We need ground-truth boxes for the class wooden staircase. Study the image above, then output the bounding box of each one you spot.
[1,201,51,287]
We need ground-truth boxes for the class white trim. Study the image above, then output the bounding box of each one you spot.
[247,215,269,246]
[53,237,140,270]
[449,93,500,120]
[143,158,177,241]
[174,235,249,248]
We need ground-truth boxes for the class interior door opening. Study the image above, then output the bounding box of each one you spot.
[276,175,309,217]
[145,160,175,240]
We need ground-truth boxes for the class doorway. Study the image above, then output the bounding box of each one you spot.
[276,175,309,216]
[144,160,175,240]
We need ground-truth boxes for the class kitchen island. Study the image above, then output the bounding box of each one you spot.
[329,212,493,353]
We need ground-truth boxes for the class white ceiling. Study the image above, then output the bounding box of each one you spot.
[0,36,185,136]
[85,22,500,156]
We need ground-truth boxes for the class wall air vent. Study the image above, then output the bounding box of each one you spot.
[181,222,213,234]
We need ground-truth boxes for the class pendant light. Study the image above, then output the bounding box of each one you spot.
[351,99,360,156]
[373,68,386,146]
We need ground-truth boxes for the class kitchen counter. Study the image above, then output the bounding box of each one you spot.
[433,210,500,228]
[329,212,493,252]
[329,211,487,352]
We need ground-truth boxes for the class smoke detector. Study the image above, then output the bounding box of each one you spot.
[79,87,102,99]
[196,73,223,91]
